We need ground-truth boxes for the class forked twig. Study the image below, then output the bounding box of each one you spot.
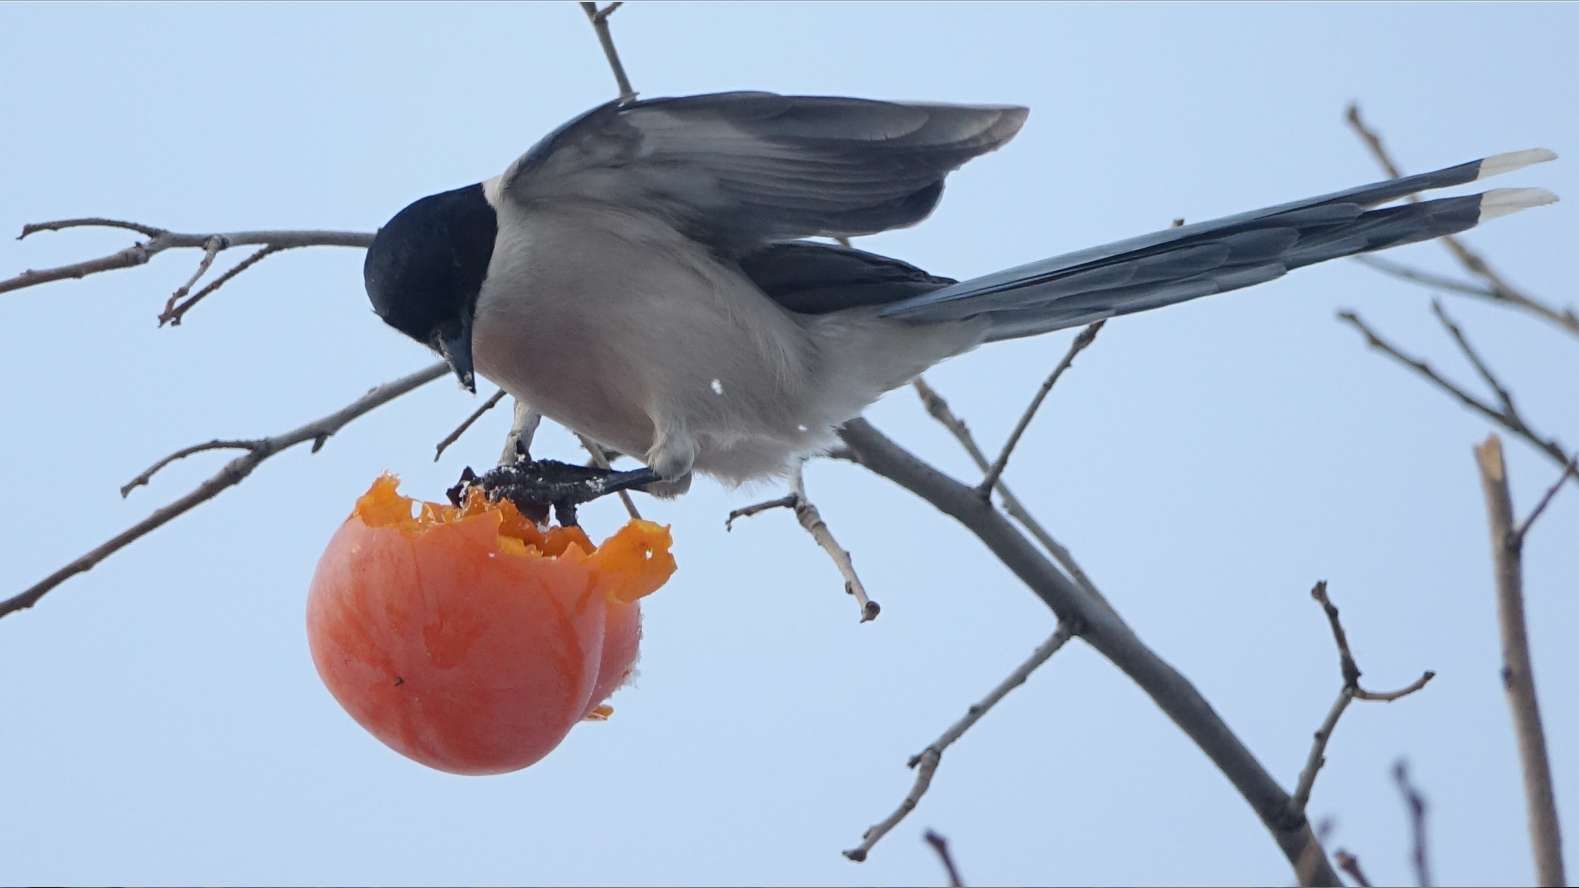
[1,363,447,619]
[1288,581,1434,820]
[845,624,1073,861]
[727,466,878,621]
[4,219,369,299]
[1337,311,1574,484]
[912,376,1123,626]
[160,244,290,326]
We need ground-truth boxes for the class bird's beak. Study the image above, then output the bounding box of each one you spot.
[434,316,476,394]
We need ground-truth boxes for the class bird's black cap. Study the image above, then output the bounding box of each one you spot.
[364,183,497,392]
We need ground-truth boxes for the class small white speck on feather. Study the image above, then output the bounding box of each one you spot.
[710,378,724,395]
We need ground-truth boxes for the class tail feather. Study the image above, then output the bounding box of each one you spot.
[879,149,1557,340]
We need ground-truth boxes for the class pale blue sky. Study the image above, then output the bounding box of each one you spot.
[2,3,1575,885]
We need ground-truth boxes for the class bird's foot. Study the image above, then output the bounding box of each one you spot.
[447,459,660,527]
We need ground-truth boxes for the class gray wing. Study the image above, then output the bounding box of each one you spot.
[880,149,1557,340]
[499,92,1027,252]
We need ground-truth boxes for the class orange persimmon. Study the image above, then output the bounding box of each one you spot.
[306,474,674,775]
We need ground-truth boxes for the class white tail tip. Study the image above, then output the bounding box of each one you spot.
[1479,187,1559,222]
[1478,148,1558,180]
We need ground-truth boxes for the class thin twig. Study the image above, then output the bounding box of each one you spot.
[837,418,1342,885]
[911,377,1122,627]
[1473,436,1567,887]
[923,830,966,888]
[1392,760,1433,888]
[578,434,640,520]
[158,235,227,322]
[1290,582,1434,821]
[845,624,1074,861]
[119,439,259,497]
[434,388,508,461]
[1334,849,1372,887]
[579,2,635,102]
[1513,454,1579,547]
[726,467,880,622]
[1290,688,1355,818]
[724,495,798,530]
[977,320,1104,498]
[160,244,289,326]
[1337,310,1575,483]
[3,220,370,296]
[1312,581,1364,688]
[1430,300,1518,415]
[1345,103,1579,339]
[1353,255,1503,302]
[1356,674,1436,703]
[790,466,878,621]
[0,362,447,619]
[18,217,166,239]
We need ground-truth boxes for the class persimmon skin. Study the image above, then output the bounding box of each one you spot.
[584,599,641,720]
[307,477,673,775]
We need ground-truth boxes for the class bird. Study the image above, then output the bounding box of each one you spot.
[363,91,1556,497]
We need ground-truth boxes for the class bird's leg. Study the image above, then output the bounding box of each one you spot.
[447,459,660,526]
[643,418,697,499]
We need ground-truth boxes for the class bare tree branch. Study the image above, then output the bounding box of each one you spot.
[0,362,447,620]
[726,465,879,622]
[434,388,508,462]
[1291,688,1355,819]
[1289,582,1434,817]
[160,244,289,326]
[836,418,1341,885]
[19,217,166,238]
[1513,454,1578,547]
[1345,103,1579,339]
[1353,255,1504,302]
[724,495,798,529]
[4,219,370,299]
[579,2,635,102]
[1473,436,1567,887]
[1337,310,1575,483]
[977,320,1104,498]
[1392,760,1433,888]
[912,376,1125,627]
[119,439,259,498]
[1335,849,1372,887]
[844,623,1074,861]
[923,830,966,888]
[160,235,226,321]
[1430,299,1518,415]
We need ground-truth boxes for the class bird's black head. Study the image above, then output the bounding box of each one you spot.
[364,183,498,392]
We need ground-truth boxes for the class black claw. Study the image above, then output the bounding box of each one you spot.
[444,471,471,508]
[449,458,659,524]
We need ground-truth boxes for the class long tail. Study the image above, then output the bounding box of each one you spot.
[878,149,1558,340]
